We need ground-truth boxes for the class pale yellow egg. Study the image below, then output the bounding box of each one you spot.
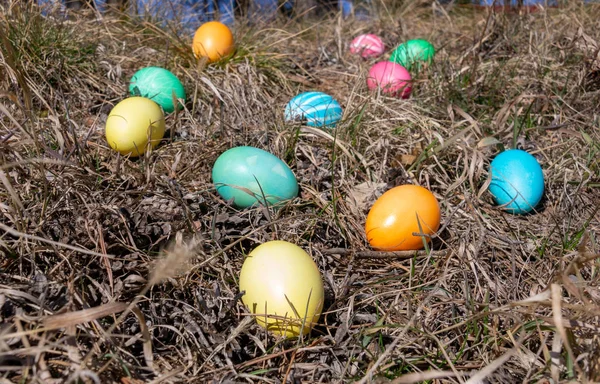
[239,240,324,338]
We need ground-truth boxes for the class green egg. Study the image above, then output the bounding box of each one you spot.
[128,66,186,114]
[389,39,435,71]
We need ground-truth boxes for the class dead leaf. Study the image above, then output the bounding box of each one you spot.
[397,154,417,166]
[345,181,387,214]
[477,136,502,148]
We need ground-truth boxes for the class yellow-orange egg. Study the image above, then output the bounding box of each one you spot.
[105,97,165,157]
[239,240,324,338]
[365,185,441,251]
[192,21,234,63]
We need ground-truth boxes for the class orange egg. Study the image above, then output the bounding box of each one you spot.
[192,21,234,63]
[365,185,441,251]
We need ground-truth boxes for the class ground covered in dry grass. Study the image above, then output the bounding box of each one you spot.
[1,0,600,382]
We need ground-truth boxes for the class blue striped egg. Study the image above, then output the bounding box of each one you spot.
[284,91,343,128]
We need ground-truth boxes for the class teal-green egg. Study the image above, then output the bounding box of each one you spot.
[212,146,299,208]
[129,66,186,114]
[390,39,435,71]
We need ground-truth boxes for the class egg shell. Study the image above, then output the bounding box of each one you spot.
[212,146,299,208]
[284,91,343,128]
[367,61,412,99]
[129,66,186,114]
[389,39,435,71]
[239,240,325,338]
[192,21,234,63]
[365,185,441,251]
[488,149,544,214]
[350,34,385,59]
[105,97,166,157]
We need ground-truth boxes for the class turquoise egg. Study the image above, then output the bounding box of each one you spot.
[212,146,299,208]
[284,91,343,128]
[488,149,544,215]
[129,66,186,114]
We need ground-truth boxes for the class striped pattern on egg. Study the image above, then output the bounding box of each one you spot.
[284,91,343,128]
[349,34,385,59]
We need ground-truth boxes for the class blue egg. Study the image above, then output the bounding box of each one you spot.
[212,146,299,208]
[488,149,545,214]
[284,91,343,128]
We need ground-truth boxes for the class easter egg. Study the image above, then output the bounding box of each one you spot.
[349,34,385,59]
[105,97,166,157]
[365,185,441,251]
[367,61,412,99]
[128,66,186,114]
[192,21,234,63]
[212,146,299,208]
[239,240,324,338]
[284,91,343,128]
[488,149,544,214]
[390,39,435,71]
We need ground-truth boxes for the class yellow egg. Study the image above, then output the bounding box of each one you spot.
[239,240,324,338]
[105,97,166,157]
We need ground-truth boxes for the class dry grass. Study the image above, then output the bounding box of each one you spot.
[1,0,600,382]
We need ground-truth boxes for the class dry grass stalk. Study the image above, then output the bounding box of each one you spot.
[42,302,128,330]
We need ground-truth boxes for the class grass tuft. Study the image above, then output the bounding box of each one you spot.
[0,0,599,382]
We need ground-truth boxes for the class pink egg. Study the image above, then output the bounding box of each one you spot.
[350,34,385,59]
[367,61,412,99]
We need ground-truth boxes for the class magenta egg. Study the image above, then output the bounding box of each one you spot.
[350,34,385,59]
[367,61,412,99]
